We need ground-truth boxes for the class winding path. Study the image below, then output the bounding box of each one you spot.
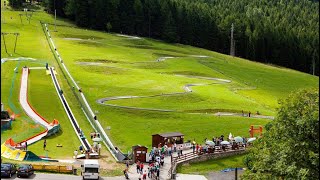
[96,57,274,120]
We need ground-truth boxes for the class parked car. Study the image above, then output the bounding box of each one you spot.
[17,164,34,178]
[1,163,17,178]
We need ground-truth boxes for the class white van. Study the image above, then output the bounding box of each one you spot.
[81,159,100,180]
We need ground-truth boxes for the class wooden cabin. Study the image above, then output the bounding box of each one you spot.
[152,132,184,148]
[132,145,148,163]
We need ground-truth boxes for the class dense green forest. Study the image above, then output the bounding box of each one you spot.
[9,0,319,75]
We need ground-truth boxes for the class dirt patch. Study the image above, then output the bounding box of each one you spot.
[63,38,84,41]
[98,148,123,171]
[58,33,104,40]
[79,65,126,75]
[116,34,142,40]
[76,59,119,63]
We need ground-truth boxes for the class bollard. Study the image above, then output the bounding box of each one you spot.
[235,167,238,180]
[73,168,77,175]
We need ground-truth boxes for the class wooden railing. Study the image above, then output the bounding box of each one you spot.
[168,146,246,179]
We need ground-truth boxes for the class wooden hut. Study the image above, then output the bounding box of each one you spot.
[152,132,184,148]
[132,145,148,163]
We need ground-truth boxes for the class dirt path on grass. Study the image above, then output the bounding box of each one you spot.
[96,74,231,112]
[96,56,274,119]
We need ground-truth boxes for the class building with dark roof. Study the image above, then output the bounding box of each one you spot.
[152,132,184,148]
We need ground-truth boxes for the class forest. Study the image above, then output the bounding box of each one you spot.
[9,0,319,75]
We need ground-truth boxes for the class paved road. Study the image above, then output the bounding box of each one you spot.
[2,173,126,180]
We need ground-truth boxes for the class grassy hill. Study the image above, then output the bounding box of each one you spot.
[1,6,318,160]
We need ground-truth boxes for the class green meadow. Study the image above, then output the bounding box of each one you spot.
[176,153,247,175]
[1,5,318,162]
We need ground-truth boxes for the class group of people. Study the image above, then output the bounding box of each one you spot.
[190,135,249,154]
[123,145,168,180]
[73,141,102,159]
[90,132,100,139]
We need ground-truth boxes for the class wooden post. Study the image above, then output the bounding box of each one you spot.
[1,33,8,53]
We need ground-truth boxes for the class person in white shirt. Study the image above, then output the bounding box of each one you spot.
[97,143,102,155]
[93,141,97,150]
[74,150,78,159]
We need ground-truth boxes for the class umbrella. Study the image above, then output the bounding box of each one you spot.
[234,136,243,143]
[220,141,230,145]
[205,140,215,146]
[228,133,233,140]
[92,137,103,142]
[247,137,256,143]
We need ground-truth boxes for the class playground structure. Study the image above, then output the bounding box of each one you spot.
[1,140,57,162]
[1,67,60,161]
[1,64,103,161]
[249,125,263,138]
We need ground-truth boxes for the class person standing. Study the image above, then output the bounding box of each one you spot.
[196,144,199,153]
[140,163,144,174]
[97,143,101,155]
[156,168,160,180]
[74,150,78,159]
[123,168,129,179]
[93,141,97,151]
[192,143,196,153]
[43,139,46,150]
[173,142,177,152]
[25,141,28,151]
[126,160,129,169]
[136,160,140,173]
[143,170,147,180]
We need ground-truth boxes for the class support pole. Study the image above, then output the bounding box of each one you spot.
[54,9,57,31]
[1,33,8,53]
[19,14,23,24]
[54,0,57,32]
[28,14,31,24]
[230,23,235,57]
[14,33,19,53]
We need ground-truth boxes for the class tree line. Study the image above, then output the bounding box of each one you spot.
[9,0,319,75]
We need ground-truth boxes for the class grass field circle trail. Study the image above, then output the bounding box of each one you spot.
[96,59,274,120]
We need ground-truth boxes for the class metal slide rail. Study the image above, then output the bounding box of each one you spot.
[49,67,91,151]
[41,22,120,161]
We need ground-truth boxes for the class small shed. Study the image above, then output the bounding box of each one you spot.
[152,132,184,148]
[132,145,148,163]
